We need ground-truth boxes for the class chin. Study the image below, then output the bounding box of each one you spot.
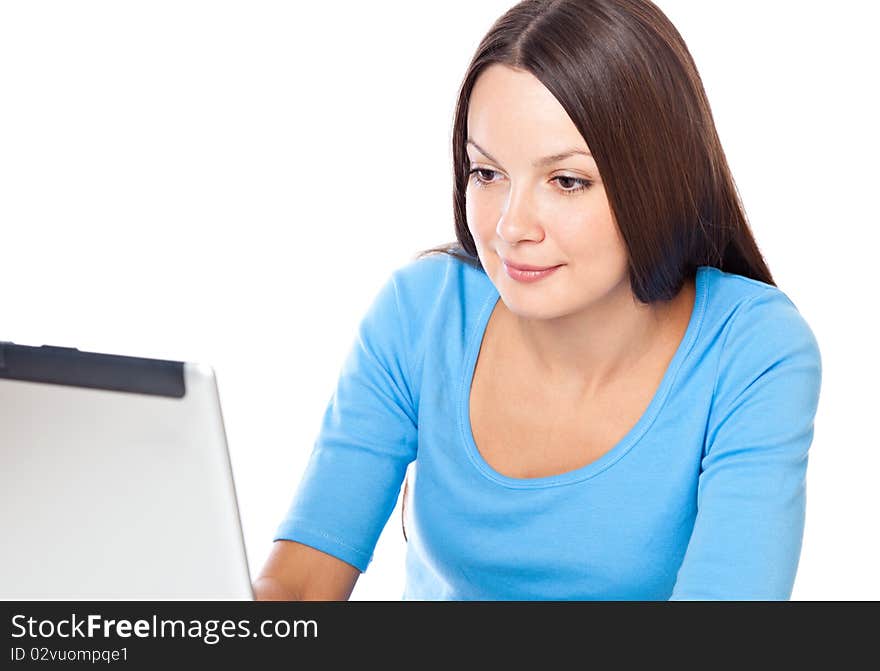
[497,291,570,321]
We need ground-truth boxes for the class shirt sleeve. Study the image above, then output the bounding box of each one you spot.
[273,270,419,573]
[669,289,822,600]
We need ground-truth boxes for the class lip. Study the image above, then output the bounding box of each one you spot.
[502,259,562,272]
[503,261,563,283]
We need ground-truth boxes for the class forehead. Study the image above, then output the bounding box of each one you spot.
[467,64,588,153]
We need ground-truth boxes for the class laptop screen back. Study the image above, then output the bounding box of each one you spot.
[0,342,253,600]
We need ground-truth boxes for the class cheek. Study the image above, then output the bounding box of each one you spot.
[555,200,619,247]
[465,189,496,237]
[546,206,596,248]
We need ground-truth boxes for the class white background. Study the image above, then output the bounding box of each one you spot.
[1,1,877,600]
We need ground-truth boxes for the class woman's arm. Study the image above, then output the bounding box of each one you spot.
[253,539,360,601]
[669,290,822,600]
[268,268,420,593]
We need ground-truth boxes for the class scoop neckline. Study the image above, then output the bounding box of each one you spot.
[457,266,710,489]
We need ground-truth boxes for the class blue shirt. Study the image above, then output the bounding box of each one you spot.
[274,254,822,600]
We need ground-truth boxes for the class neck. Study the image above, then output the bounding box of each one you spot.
[503,275,694,400]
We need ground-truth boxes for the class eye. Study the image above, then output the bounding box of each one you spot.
[552,176,592,195]
[468,169,592,196]
[468,168,499,188]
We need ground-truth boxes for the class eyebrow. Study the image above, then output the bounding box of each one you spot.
[466,138,592,168]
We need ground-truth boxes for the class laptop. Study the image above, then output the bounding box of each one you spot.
[0,341,254,600]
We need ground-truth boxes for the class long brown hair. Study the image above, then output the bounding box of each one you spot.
[403,0,775,541]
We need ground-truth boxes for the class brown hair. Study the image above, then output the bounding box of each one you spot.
[402,0,775,541]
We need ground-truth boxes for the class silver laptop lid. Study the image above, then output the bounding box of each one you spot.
[0,342,253,600]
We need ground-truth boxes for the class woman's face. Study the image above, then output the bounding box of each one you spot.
[465,63,630,319]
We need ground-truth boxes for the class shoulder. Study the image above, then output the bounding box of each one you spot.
[390,251,456,294]
[700,266,822,411]
[701,266,820,362]
[389,251,493,321]
[392,251,484,291]
[361,252,492,408]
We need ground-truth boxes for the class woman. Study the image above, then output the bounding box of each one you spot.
[254,0,822,600]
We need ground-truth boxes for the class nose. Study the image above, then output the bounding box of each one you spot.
[496,183,544,244]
